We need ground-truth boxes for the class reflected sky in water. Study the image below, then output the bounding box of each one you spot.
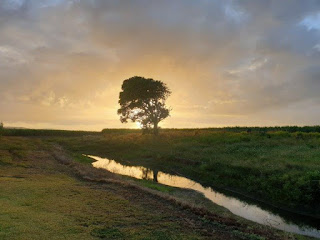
[88,155,320,238]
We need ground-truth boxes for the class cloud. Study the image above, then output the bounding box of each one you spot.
[300,12,320,31]
[1,0,320,129]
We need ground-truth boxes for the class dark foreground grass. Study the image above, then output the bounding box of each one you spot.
[48,129,320,217]
[1,136,295,240]
[0,137,203,239]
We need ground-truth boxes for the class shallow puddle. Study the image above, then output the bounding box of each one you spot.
[87,155,320,238]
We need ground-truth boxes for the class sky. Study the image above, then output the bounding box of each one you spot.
[1,0,320,130]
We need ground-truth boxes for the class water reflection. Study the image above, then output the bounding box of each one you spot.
[88,155,320,238]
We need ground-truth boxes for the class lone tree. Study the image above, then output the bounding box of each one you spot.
[117,76,171,135]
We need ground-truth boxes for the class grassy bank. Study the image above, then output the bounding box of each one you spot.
[2,136,298,239]
[46,128,320,217]
[0,137,201,239]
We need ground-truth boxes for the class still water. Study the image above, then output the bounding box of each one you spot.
[87,155,320,238]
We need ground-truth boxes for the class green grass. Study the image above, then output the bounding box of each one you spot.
[1,172,200,239]
[0,136,313,239]
[73,153,95,164]
[137,179,174,193]
[0,137,209,239]
[48,129,320,216]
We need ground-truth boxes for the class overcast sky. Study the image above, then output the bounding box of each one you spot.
[1,0,320,130]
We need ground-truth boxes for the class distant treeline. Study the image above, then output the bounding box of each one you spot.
[1,128,100,137]
[102,126,320,133]
[200,126,320,133]
[136,126,320,133]
[2,126,320,136]
[101,128,141,134]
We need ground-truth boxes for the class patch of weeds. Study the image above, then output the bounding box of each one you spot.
[16,162,31,168]
[90,227,124,239]
[200,216,211,224]
[73,153,94,164]
[0,150,13,165]
[138,180,174,193]
[211,221,227,229]
[232,230,265,240]
[10,150,28,159]
[142,230,176,240]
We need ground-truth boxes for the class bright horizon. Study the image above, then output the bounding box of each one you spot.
[1,1,320,131]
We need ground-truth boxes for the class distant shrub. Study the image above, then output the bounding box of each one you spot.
[270,131,290,138]
[0,122,3,137]
[2,128,100,137]
[203,126,320,133]
[295,132,304,139]
[101,128,141,136]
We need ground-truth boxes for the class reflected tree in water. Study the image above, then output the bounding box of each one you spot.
[141,168,159,182]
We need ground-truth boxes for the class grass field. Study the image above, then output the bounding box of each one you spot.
[43,128,320,217]
[1,127,320,239]
[1,136,300,240]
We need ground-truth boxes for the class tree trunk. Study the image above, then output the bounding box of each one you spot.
[153,121,159,135]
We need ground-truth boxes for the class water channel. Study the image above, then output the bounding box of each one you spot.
[87,155,320,238]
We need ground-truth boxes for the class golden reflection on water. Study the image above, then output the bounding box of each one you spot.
[89,155,320,238]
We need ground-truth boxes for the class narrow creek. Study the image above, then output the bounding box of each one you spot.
[87,155,320,238]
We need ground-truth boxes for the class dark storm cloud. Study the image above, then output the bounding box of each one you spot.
[0,0,320,129]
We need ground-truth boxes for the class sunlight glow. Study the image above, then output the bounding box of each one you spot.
[135,121,143,129]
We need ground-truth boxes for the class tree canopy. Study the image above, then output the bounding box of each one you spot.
[117,76,171,134]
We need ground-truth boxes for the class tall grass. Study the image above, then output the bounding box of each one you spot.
[4,127,320,216]
[51,129,320,216]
